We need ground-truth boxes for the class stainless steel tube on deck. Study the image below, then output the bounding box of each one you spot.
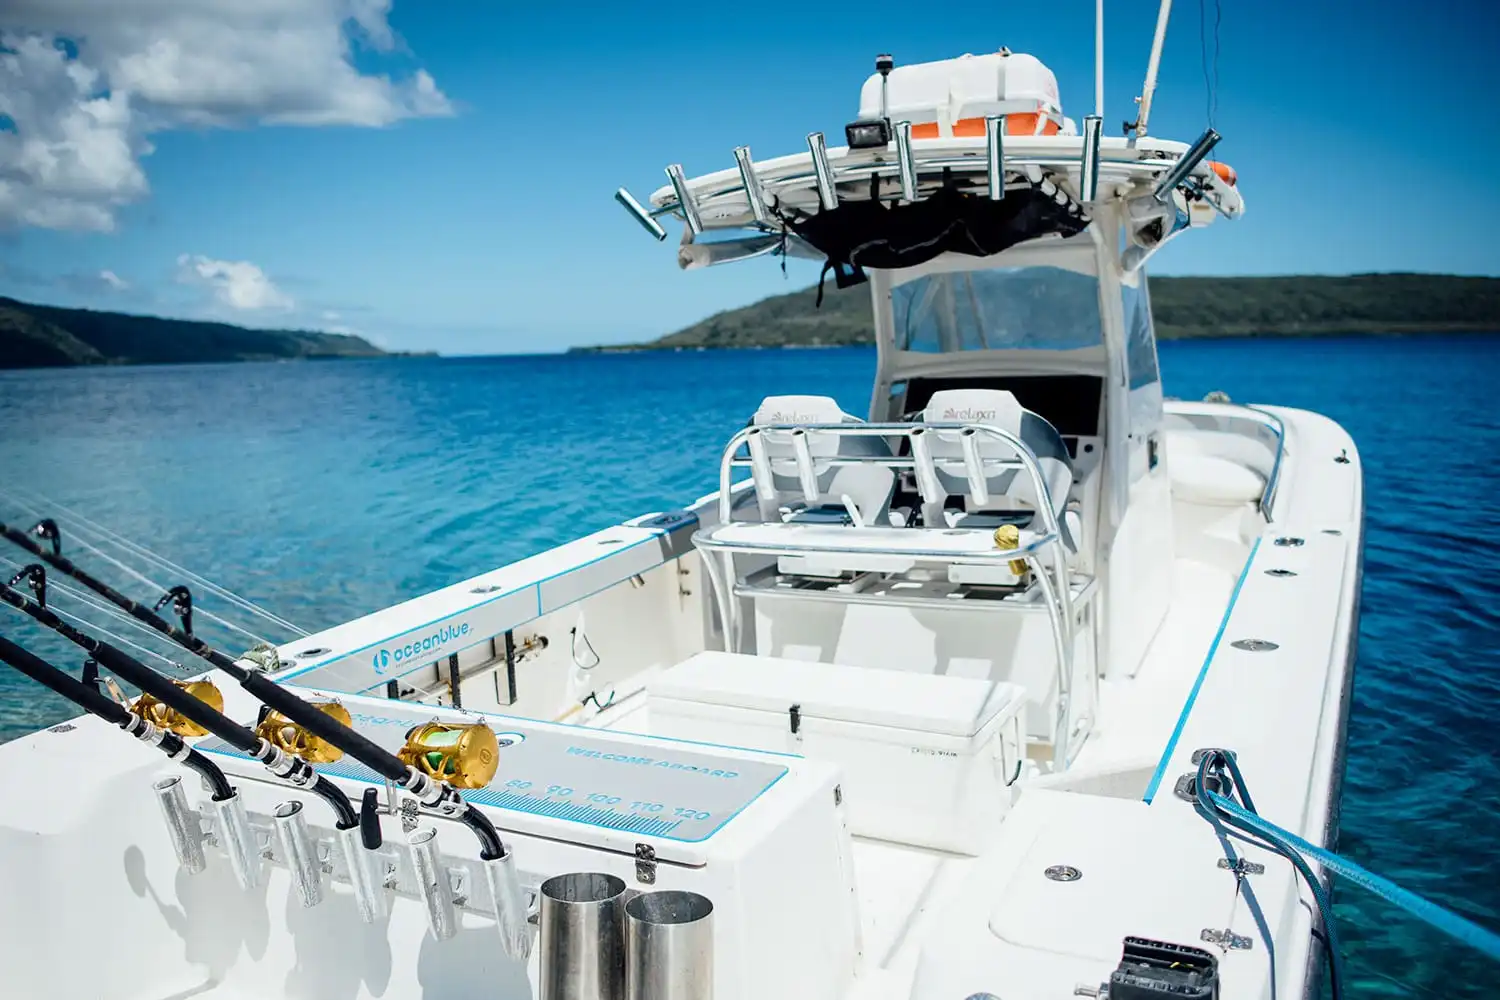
[273,800,323,908]
[625,890,714,1000]
[154,775,206,874]
[539,872,628,1000]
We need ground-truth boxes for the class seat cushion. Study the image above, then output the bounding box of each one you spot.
[1170,453,1265,507]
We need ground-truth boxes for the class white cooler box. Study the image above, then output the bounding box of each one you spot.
[648,652,1026,855]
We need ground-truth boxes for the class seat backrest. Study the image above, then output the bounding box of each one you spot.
[920,389,1073,527]
[748,395,890,518]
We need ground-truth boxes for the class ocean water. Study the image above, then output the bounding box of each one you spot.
[0,337,1497,996]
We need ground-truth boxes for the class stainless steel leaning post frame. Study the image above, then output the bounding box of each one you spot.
[692,420,1092,768]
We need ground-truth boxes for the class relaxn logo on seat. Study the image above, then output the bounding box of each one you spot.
[764,411,826,424]
[941,407,999,422]
[372,622,473,674]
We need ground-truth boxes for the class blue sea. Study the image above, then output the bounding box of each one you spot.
[0,337,1497,996]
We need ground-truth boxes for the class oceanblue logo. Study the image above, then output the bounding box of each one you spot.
[372,622,472,674]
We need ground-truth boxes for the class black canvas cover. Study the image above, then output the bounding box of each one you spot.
[790,186,1087,303]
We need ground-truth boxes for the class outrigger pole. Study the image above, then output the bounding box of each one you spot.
[1133,0,1173,136]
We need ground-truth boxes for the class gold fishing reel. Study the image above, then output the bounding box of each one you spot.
[398,721,500,790]
[130,679,225,738]
[255,700,352,763]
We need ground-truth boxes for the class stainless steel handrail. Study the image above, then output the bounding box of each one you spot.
[1162,401,1286,519]
[701,420,1088,767]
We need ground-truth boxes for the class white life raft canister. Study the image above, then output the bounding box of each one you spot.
[857,51,1068,140]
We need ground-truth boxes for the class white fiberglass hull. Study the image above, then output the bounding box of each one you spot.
[0,403,1361,1000]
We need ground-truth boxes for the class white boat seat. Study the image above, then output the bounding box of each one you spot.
[782,463,898,528]
[748,395,893,522]
[1166,433,1266,507]
[919,389,1076,549]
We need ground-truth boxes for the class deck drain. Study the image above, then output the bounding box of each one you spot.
[1273,536,1304,547]
[1231,638,1280,652]
[1264,569,1298,578]
[1322,528,1343,536]
[470,584,503,594]
[295,646,331,658]
[1044,865,1082,882]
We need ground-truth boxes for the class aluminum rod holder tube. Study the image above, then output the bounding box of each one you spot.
[806,132,839,211]
[409,827,457,941]
[732,146,770,227]
[625,890,714,1000]
[274,800,323,908]
[336,824,388,924]
[539,872,628,1000]
[613,189,667,241]
[985,115,1007,200]
[1152,127,1221,200]
[664,165,703,237]
[154,775,206,874]
[483,850,533,961]
[894,121,918,202]
[211,792,262,890]
[1080,115,1103,203]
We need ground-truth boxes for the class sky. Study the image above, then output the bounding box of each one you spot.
[1,0,1497,354]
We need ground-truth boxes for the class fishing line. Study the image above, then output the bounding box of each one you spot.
[0,553,186,664]
[0,486,308,637]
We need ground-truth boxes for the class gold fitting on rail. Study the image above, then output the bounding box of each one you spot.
[131,679,225,738]
[255,701,352,763]
[399,721,500,789]
[992,524,1029,578]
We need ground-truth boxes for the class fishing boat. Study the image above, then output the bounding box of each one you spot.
[0,11,1370,1000]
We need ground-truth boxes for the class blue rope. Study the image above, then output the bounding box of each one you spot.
[1207,791,1500,963]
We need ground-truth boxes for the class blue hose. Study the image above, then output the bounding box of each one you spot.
[1206,790,1500,963]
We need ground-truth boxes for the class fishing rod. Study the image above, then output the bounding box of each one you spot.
[0,519,504,858]
[0,571,359,831]
[2,520,531,952]
[0,633,233,803]
[0,633,251,885]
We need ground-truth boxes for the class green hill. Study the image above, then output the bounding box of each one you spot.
[579,273,1500,351]
[0,296,392,369]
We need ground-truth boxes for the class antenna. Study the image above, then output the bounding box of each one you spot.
[876,53,894,121]
[1095,0,1105,118]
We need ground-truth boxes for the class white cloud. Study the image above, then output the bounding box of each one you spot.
[0,1,452,231]
[99,269,127,290]
[177,254,292,311]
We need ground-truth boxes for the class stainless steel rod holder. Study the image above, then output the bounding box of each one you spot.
[409,827,457,941]
[895,121,918,202]
[614,189,668,242]
[626,890,714,1000]
[273,800,323,909]
[985,115,1007,201]
[539,872,628,1000]
[664,164,703,236]
[211,791,262,890]
[336,823,388,924]
[483,850,533,961]
[154,775,206,874]
[1080,115,1103,203]
[807,132,839,211]
[733,146,770,227]
[1152,126,1221,200]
